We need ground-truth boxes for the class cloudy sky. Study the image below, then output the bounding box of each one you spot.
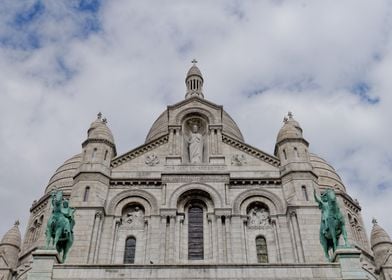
[0,0,392,242]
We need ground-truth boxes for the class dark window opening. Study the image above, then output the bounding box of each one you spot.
[302,186,309,201]
[188,206,204,260]
[83,186,90,202]
[256,236,268,263]
[124,237,136,264]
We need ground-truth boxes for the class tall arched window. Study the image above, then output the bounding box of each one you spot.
[188,206,204,260]
[256,236,268,263]
[124,237,136,264]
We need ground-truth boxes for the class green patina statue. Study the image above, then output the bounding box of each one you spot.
[45,190,75,263]
[314,188,349,261]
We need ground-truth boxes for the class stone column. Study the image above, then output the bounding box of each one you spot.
[225,216,232,263]
[216,216,223,263]
[216,129,222,154]
[169,215,176,263]
[169,129,174,155]
[271,218,282,262]
[332,247,367,280]
[110,218,121,264]
[175,214,184,262]
[27,249,60,280]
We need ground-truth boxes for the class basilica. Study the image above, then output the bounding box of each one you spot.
[0,63,391,279]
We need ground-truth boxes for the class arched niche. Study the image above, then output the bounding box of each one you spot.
[177,189,214,213]
[182,113,209,164]
[107,189,158,216]
[169,183,223,209]
[233,189,285,216]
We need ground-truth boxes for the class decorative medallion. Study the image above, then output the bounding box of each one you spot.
[231,154,247,166]
[145,153,159,166]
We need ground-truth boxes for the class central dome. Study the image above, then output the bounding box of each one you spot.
[145,109,244,143]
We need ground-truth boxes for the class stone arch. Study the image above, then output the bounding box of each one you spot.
[175,107,216,124]
[168,183,223,209]
[233,188,285,215]
[177,191,215,213]
[107,189,159,216]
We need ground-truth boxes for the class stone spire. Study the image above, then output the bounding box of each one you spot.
[0,221,21,249]
[370,218,392,272]
[185,59,204,99]
[0,220,21,269]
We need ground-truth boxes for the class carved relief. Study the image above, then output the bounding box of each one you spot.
[145,153,160,166]
[122,205,145,228]
[231,154,247,166]
[248,206,270,228]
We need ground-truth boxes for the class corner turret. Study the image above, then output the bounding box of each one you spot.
[274,112,310,167]
[0,221,21,279]
[370,218,392,276]
[78,112,116,177]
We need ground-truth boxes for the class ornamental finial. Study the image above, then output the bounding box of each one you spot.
[14,220,20,226]
[191,59,198,65]
[288,111,293,119]
[372,217,378,225]
[97,112,102,120]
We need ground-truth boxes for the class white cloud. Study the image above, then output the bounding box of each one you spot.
[0,0,392,247]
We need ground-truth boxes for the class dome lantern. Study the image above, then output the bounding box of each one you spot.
[185,59,204,99]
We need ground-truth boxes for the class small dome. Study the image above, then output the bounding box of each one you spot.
[371,219,392,249]
[276,112,303,144]
[1,221,21,249]
[45,153,82,194]
[145,109,244,143]
[186,65,203,80]
[309,153,346,192]
[87,117,115,144]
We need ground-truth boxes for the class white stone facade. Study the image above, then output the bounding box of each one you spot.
[2,63,387,280]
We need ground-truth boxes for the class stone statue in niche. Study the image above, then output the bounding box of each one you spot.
[187,122,204,164]
[248,206,270,227]
[124,206,144,227]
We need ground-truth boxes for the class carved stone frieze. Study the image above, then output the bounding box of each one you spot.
[247,206,271,228]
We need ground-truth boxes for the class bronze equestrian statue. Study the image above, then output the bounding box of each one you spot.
[314,188,349,261]
[45,190,75,263]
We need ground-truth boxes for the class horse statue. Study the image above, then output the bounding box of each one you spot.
[314,188,349,261]
[45,190,75,263]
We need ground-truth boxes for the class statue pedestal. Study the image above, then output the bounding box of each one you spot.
[27,249,60,280]
[332,247,366,280]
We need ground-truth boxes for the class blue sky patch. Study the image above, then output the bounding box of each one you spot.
[76,0,102,13]
[351,82,380,104]
[12,1,45,27]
